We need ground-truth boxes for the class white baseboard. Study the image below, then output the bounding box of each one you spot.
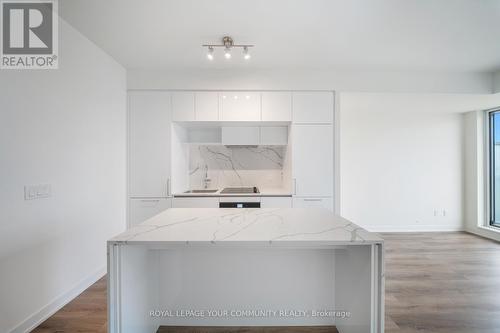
[366,225,464,233]
[9,266,106,333]
[465,226,500,242]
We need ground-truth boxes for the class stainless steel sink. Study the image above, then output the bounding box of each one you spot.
[183,189,218,194]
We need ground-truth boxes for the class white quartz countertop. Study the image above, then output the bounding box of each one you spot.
[173,188,292,197]
[109,208,383,246]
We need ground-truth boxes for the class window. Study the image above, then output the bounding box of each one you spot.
[489,111,500,227]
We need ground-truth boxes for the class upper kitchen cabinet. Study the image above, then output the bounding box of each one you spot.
[261,92,292,121]
[222,126,260,146]
[292,124,333,197]
[292,92,334,123]
[220,92,261,121]
[128,91,171,198]
[195,92,219,121]
[260,126,288,145]
[172,92,195,121]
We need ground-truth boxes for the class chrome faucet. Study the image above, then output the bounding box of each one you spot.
[203,164,211,189]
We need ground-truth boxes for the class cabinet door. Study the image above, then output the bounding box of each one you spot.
[172,92,195,121]
[261,197,292,208]
[292,197,333,211]
[262,92,292,121]
[129,198,172,227]
[221,92,261,121]
[195,92,219,121]
[172,197,220,208]
[292,124,333,197]
[260,126,288,145]
[292,92,334,123]
[129,91,171,197]
[222,127,260,145]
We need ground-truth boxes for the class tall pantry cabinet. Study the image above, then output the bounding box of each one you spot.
[128,91,172,227]
[291,92,335,211]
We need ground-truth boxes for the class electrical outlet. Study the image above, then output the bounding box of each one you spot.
[24,184,51,200]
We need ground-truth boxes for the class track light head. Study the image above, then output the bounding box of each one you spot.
[207,46,214,60]
[224,47,232,59]
[243,46,251,60]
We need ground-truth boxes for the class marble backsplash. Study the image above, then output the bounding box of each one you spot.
[189,145,285,189]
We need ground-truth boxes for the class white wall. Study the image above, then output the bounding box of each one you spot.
[128,69,493,94]
[0,18,127,333]
[494,71,500,94]
[339,93,464,232]
[338,93,497,232]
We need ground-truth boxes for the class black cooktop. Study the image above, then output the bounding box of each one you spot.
[220,187,260,194]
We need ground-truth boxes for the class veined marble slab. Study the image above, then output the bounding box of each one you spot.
[109,208,383,246]
[189,145,285,189]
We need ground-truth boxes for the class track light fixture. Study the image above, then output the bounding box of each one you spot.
[203,36,253,61]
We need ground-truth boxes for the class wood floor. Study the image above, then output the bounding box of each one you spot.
[384,232,500,333]
[32,232,500,333]
[156,327,338,333]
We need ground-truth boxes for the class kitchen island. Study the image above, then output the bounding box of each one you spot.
[108,208,384,333]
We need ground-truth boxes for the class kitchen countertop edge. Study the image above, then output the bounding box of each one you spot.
[173,189,293,197]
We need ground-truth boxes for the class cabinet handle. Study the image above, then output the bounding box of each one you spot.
[166,178,171,196]
[140,199,160,202]
[304,198,322,202]
[293,178,297,195]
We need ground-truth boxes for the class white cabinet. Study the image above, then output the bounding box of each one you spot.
[169,91,334,123]
[292,124,333,197]
[261,197,292,208]
[262,92,292,121]
[222,127,260,145]
[292,92,334,123]
[172,92,195,121]
[221,126,288,145]
[260,126,288,145]
[292,197,333,210]
[173,197,220,208]
[129,198,172,227]
[172,92,218,121]
[220,92,261,121]
[128,91,171,198]
[195,92,219,121]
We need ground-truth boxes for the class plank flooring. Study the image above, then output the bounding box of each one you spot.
[31,232,500,333]
[32,277,107,333]
[156,327,338,333]
[383,232,500,333]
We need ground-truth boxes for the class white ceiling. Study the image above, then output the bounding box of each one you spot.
[59,0,500,72]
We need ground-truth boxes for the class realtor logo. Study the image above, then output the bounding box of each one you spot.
[1,0,58,69]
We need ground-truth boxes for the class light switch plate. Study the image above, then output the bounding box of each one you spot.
[24,184,51,200]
